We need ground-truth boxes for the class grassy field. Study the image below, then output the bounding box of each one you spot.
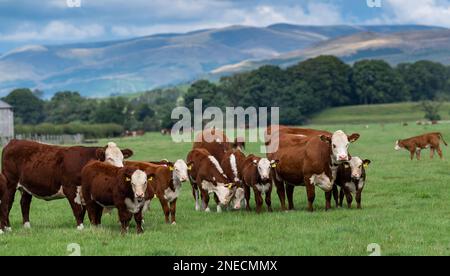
[310,102,450,125]
[1,122,450,256]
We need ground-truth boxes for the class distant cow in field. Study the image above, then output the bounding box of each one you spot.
[1,140,133,230]
[126,159,189,224]
[81,161,154,234]
[395,132,447,160]
[187,148,236,212]
[219,148,246,210]
[267,130,360,211]
[333,157,370,209]
[0,174,7,234]
[241,155,278,213]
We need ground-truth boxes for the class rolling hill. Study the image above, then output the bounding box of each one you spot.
[0,24,447,98]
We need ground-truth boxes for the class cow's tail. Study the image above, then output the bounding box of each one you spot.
[439,133,448,146]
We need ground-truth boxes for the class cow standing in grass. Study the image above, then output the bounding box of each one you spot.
[333,157,370,209]
[1,140,133,231]
[219,148,246,211]
[395,132,447,160]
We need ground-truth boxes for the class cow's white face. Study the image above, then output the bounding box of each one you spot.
[215,185,234,206]
[230,187,245,210]
[173,159,188,182]
[105,142,125,167]
[130,170,147,201]
[394,140,401,151]
[254,158,271,181]
[348,157,364,180]
[331,130,351,162]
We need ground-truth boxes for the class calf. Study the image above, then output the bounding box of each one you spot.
[1,140,133,230]
[241,155,278,213]
[395,132,447,160]
[81,161,154,234]
[187,148,236,212]
[126,159,189,224]
[333,157,371,209]
[0,174,7,234]
[219,149,246,211]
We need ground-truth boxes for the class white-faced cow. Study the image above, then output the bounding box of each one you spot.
[219,148,246,211]
[395,132,447,160]
[1,140,133,230]
[267,130,360,212]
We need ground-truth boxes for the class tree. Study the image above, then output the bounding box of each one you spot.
[46,91,95,123]
[2,88,45,124]
[352,60,409,104]
[185,80,228,112]
[93,97,128,124]
[420,101,441,121]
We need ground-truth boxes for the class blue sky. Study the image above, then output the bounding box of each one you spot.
[1,0,450,53]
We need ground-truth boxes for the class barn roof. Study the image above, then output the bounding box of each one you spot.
[0,100,12,109]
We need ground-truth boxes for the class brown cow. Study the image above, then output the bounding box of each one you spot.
[0,173,7,234]
[1,140,133,230]
[81,161,154,234]
[125,160,189,224]
[219,148,246,210]
[395,132,447,160]
[333,157,370,209]
[193,128,245,162]
[187,148,236,212]
[241,155,279,213]
[268,130,360,211]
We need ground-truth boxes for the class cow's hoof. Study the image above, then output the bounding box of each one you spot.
[171,221,177,225]
[76,224,84,231]
[205,207,211,212]
[5,227,12,232]
[195,205,200,211]
[23,222,31,229]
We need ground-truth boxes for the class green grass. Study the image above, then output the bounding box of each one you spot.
[1,123,450,256]
[310,102,450,125]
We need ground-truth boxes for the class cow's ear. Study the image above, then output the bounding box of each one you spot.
[320,135,331,144]
[123,168,134,183]
[270,159,279,168]
[348,133,360,143]
[363,159,371,168]
[252,159,258,166]
[96,148,106,161]
[121,149,134,159]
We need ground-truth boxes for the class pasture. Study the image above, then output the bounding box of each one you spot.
[1,122,450,256]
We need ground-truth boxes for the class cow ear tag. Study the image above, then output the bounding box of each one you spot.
[169,166,174,171]
[344,164,350,169]
[188,165,193,171]
[271,163,277,168]
[125,177,131,182]
[363,163,369,169]
[227,183,233,189]
[148,176,153,182]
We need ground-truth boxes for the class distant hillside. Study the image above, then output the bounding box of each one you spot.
[309,102,450,125]
[0,24,446,98]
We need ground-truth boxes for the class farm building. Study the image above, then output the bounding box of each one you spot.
[0,100,14,140]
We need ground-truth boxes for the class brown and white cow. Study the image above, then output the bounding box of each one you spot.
[81,161,154,234]
[219,148,246,211]
[333,157,370,209]
[0,173,7,234]
[395,132,447,160]
[267,130,360,212]
[241,155,278,213]
[125,159,189,224]
[193,128,245,162]
[187,148,236,212]
[1,140,133,230]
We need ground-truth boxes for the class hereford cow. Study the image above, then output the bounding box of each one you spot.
[126,159,189,224]
[187,148,236,212]
[0,174,7,234]
[193,128,245,162]
[395,132,447,160]
[81,161,154,234]
[267,130,360,211]
[219,148,246,210]
[333,157,370,209]
[241,155,278,213]
[1,140,133,230]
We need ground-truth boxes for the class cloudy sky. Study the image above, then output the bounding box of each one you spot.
[0,0,450,53]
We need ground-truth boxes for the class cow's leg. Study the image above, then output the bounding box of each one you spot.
[85,201,101,227]
[286,183,295,210]
[134,211,144,234]
[254,188,263,214]
[332,185,339,207]
[356,190,362,209]
[339,188,344,207]
[325,191,332,211]
[63,185,85,230]
[117,207,133,235]
[430,147,435,159]
[244,184,251,211]
[5,186,17,230]
[344,188,353,209]
[304,177,315,212]
[0,193,8,231]
[416,149,421,160]
[437,146,444,160]
[200,189,210,212]
[191,184,200,211]
[20,192,32,228]
[265,185,273,212]
[409,150,415,160]
[213,194,222,213]
[169,199,177,225]
[158,197,170,224]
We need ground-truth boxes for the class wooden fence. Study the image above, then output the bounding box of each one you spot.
[1,134,84,146]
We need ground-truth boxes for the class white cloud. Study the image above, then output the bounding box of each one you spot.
[0,21,105,42]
